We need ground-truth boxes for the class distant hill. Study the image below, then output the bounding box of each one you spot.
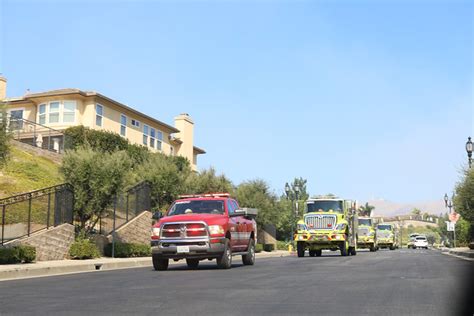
[0,142,63,198]
[362,199,446,217]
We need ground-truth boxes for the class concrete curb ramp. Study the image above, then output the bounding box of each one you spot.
[0,250,290,281]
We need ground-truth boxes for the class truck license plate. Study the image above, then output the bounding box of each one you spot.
[177,246,190,253]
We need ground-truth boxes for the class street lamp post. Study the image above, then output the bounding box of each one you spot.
[445,193,456,248]
[466,137,473,169]
[285,182,300,248]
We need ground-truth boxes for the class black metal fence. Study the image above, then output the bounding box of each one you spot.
[0,184,74,245]
[6,115,67,154]
[98,181,151,235]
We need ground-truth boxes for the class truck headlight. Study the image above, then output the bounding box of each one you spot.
[151,227,160,239]
[297,224,307,231]
[209,225,225,235]
[334,223,346,231]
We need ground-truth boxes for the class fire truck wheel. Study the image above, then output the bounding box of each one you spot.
[389,245,395,250]
[186,259,200,269]
[217,238,232,269]
[297,242,305,257]
[152,255,169,271]
[369,245,376,252]
[309,250,316,257]
[349,247,357,256]
[316,249,322,257]
[340,241,348,256]
[242,239,255,265]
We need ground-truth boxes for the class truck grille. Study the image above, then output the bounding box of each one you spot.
[161,222,208,239]
[377,230,391,238]
[358,227,370,237]
[305,215,336,230]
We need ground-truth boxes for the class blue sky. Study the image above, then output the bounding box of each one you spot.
[1,0,472,203]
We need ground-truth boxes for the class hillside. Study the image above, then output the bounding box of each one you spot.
[0,143,63,199]
[364,199,446,217]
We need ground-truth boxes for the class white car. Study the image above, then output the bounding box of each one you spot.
[413,236,429,249]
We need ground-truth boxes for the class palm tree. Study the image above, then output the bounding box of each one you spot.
[358,202,375,217]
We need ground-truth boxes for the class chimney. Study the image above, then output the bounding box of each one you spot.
[0,76,6,100]
[174,113,194,164]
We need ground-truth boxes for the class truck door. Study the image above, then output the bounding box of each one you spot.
[228,199,245,250]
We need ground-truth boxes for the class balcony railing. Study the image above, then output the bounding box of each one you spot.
[5,115,66,154]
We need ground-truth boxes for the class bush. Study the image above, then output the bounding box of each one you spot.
[255,243,263,253]
[104,243,151,258]
[264,244,275,252]
[0,245,36,264]
[276,240,290,251]
[18,245,36,263]
[69,238,100,259]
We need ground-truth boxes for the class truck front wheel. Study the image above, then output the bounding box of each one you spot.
[340,240,348,256]
[297,242,305,257]
[242,239,255,265]
[152,255,169,271]
[315,249,322,257]
[389,245,395,250]
[217,238,232,269]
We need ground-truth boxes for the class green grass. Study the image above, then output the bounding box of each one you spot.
[0,146,62,199]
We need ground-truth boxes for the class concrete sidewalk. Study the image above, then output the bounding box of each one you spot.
[436,246,474,260]
[0,250,290,281]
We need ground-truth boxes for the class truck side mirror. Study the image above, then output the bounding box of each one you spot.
[152,211,162,220]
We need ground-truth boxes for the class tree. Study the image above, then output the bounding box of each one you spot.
[454,168,474,246]
[236,179,278,228]
[358,202,375,217]
[61,148,133,232]
[186,167,234,195]
[411,208,422,216]
[0,102,12,168]
[135,152,191,211]
[285,177,309,201]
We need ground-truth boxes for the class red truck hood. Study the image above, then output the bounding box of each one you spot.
[155,213,228,227]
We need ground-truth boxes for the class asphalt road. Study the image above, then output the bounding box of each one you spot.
[0,249,472,316]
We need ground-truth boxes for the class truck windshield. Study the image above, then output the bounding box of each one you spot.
[377,225,392,231]
[168,200,225,216]
[307,201,343,213]
[358,218,372,226]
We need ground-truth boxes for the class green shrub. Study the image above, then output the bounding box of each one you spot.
[18,245,36,263]
[0,245,36,264]
[276,241,290,250]
[104,243,151,258]
[263,244,275,252]
[255,243,263,253]
[69,238,100,259]
[0,247,21,264]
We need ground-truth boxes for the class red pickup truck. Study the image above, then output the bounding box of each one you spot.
[150,193,258,271]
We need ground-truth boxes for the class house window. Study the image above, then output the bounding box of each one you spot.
[157,130,163,151]
[38,104,46,124]
[143,125,149,146]
[150,128,156,148]
[120,114,127,136]
[49,102,60,123]
[96,104,103,127]
[63,101,76,123]
[131,119,140,127]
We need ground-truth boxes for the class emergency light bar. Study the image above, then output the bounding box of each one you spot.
[178,193,231,199]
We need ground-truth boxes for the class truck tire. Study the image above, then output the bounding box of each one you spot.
[315,249,322,257]
[389,245,395,250]
[186,259,200,269]
[349,247,357,256]
[152,255,169,271]
[242,239,255,265]
[309,250,316,257]
[369,245,376,252]
[297,242,305,257]
[217,238,232,269]
[340,240,348,256]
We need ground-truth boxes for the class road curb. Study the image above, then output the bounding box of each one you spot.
[448,250,474,259]
[0,251,290,281]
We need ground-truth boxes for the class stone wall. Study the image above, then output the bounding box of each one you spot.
[107,211,152,245]
[6,223,75,261]
[257,224,277,246]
